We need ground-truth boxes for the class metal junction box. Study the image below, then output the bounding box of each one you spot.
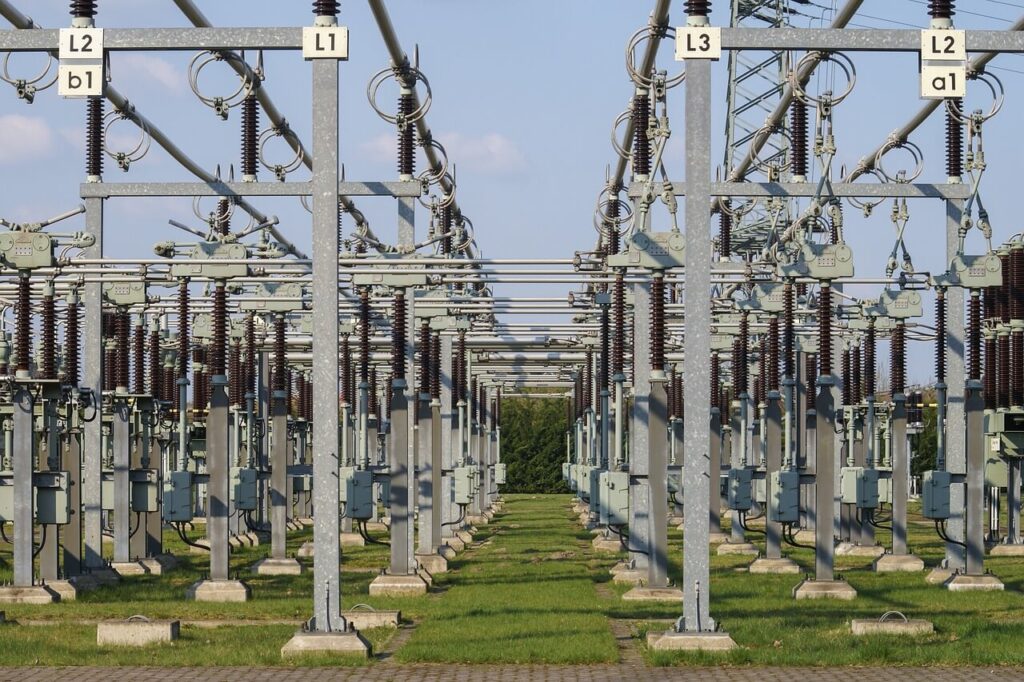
[292,474,312,492]
[230,467,258,511]
[606,230,685,270]
[601,471,630,526]
[162,471,193,522]
[0,232,55,270]
[727,468,753,511]
[769,470,800,523]
[340,466,374,519]
[494,462,507,485]
[130,469,160,513]
[589,467,603,514]
[986,410,1024,458]
[454,466,475,506]
[840,467,879,509]
[778,242,855,280]
[34,471,70,525]
[0,473,12,522]
[922,470,951,520]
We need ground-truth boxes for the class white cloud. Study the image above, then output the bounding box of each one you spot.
[116,54,185,93]
[0,114,54,164]
[441,132,527,176]
[358,130,527,176]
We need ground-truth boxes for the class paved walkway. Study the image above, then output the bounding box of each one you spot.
[1,666,1022,681]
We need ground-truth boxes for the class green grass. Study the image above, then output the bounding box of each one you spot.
[2,495,1024,667]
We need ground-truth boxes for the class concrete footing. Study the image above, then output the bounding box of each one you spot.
[748,557,800,574]
[439,544,457,560]
[344,609,400,629]
[592,536,624,553]
[608,561,631,576]
[97,619,180,646]
[296,541,315,558]
[365,521,388,532]
[708,532,731,544]
[925,567,954,585]
[873,553,925,573]
[0,585,59,604]
[622,586,684,602]
[612,569,646,586]
[835,543,885,558]
[716,541,759,556]
[186,579,251,602]
[297,517,314,528]
[466,515,489,526]
[989,543,1024,556]
[648,630,737,651]
[281,631,370,658]
[793,579,857,600]
[368,573,428,597]
[851,618,933,636]
[110,561,148,577]
[252,557,303,576]
[340,532,366,547]
[187,538,211,554]
[455,530,473,545]
[415,553,448,574]
[444,537,465,552]
[138,554,177,576]
[947,574,1004,592]
[45,580,79,601]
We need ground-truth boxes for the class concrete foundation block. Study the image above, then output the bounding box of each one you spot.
[989,543,1024,556]
[343,609,400,629]
[925,567,954,584]
[592,536,624,553]
[608,561,632,575]
[110,561,148,577]
[366,521,389,532]
[851,618,933,636]
[296,541,315,558]
[483,509,495,520]
[186,579,251,602]
[947,574,1004,592]
[748,557,800,574]
[281,631,370,658]
[466,515,489,526]
[648,630,737,651]
[612,569,646,586]
[415,553,448,574]
[137,558,166,575]
[455,530,473,545]
[622,586,684,602]
[438,545,457,560]
[252,557,303,576]
[444,536,465,552]
[417,569,433,587]
[85,568,121,586]
[297,517,314,528]
[716,542,760,556]
[97,619,180,646]
[0,585,59,604]
[793,529,816,544]
[873,553,925,573]
[708,532,731,544]
[340,532,366,547]
[44,580,79,601]
[835,542,886,558]
[67,574,102,593]
[368,573,428,597]
[228,536,245,549]
[793,579,857,600]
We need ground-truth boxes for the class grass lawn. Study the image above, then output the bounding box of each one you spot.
[1,494,1023,667]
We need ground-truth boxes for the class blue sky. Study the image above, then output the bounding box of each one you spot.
[2,0,1024,384]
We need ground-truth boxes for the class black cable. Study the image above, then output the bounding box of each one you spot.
[738,511,766,536]
[129,511,142,539]
[782,523,816,550]
[175,521,210,552]
[0,522,10,544]
[937,520,968,549]
[32,524,48,558]
[357,519,390,547]
[442,503,467,528]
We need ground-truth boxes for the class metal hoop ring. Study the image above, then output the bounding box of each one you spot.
[610,108,633,160]
[103,109,151,167]
[1,52,58,88]
[946,71,1005,124]
[193,195,236,226]
[747,125,794,176]
[366,67,432,125]
[258,125,305,179]
[625,26,685,88]
[187,51,256,111]
[416,138,449,187]
[789,51,857,106]
[873,139,924,184]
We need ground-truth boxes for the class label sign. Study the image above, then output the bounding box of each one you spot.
[921,63,966,99]
[921,29,966,61]
[675,26,721,61]
[59,28,104,98]
[303,26,349,60]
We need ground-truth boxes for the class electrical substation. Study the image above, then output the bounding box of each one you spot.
[2,0,1024,674]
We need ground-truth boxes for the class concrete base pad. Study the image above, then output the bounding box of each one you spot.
[608,561,632,576]
[444,537,465,552]
[592,536,624,553]
[281,631,370,658]
[612,569,646,586]
[366,521,389,532]
[793,579,857,600]
[748,557,800,574]
[417,569,434,587]
[836,543,886,558]
[708,532,731,544]
[947,574,1004,592]
[989,543,1024,556]
[97,620,180,646]
[340,532,366,547]
[286,521,302,531]
[85,568,121,586]
[851,618,933,636]
[228,536,245,549]
[455,530,473,545]
[439,545,457,560]
[252,557,303,575]
[110,561,148,577]
[925,567,954,585]
[622,586,684,602]
[186,579,251,602]
[45,580,79,601]
[873,553,925,573]
[67,574,102,593]
[648,630,737,651]
[793,529,816,544]
[716,542,760,556]
[368,574,428,597]
[415,553,448,574]
[466,515,489,526]
[296,541,315,558]
[344,609,400,629]
[0,585,59,604]
[297,517,314,528]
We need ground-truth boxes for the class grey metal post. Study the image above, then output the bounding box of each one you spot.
[945,200,967,570]
[681,57,714,632]
[82,198,104,570]
[207,378,230,581]
[648,374,669,588]
[765,392,783,559]
[310,54,342,631]
[891,394,909,555]
[389,377,411,575]
[270,395,288,559]
[729,400,744,543]
[815,378,836,582]
[440,333,454,538]
[259,351,271,522]
[112,400,131,564]
[416,391,433,554]
[12,386,33,586]
[629,280,651,571]
[63,431,83,575]
[431,396,443,547]
[965,383,985,575]
[709,408,723,538]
